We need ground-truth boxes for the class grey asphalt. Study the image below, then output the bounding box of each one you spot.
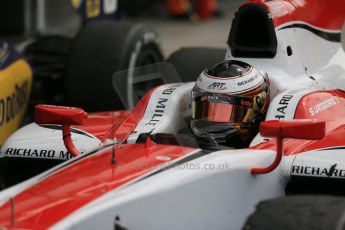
[128,0,245,57]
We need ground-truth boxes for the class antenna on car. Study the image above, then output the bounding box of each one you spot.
[111,111,116,165]
[111,144,116,165]
[10,197,15,225]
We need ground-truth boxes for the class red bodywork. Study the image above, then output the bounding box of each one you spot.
[0,144,195,229]
[247,0,345,30]
[35,105,88,126]
[73,111,129,141]
[253,90,345,155]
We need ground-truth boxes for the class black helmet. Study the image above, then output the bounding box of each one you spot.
[191,60,270,147]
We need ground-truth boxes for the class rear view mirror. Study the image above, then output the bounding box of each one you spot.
[35,104,87,125]
[35,104,88,157]
[252,119,325,174]
[260,119,325,140]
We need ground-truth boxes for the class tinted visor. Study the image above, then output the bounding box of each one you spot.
[191,92,254,124]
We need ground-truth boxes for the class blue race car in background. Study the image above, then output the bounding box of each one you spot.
[0,0,163,117]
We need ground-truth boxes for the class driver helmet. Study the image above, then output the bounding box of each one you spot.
[191,60,270,147]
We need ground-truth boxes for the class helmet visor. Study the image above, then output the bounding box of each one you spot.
[191,92,254,124]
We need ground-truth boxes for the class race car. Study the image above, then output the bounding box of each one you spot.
[1,0,345,229]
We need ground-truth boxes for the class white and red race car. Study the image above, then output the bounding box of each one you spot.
[1,0,345,229]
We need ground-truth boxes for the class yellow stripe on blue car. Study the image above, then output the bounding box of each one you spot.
[0,41,32,145]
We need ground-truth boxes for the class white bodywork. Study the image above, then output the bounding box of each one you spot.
[127,82,194,143]
[226,22,345,97]
[0,123,100,160]
[53,150,287,230]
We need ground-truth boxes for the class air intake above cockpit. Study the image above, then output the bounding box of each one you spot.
[228,3,277,58]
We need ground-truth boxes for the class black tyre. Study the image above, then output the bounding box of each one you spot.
[24,35,73,120]
[166,47,226,82]
[65,21,163,112]
[243,195,345,230]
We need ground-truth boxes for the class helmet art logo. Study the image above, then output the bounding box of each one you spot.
[207,82,227,90]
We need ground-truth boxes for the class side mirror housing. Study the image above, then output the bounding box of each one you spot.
[35,104,87,125]
[252,119,325,174]
[34,105,88,157]
[260,119,325,140]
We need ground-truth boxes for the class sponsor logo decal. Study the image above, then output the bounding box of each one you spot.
[162,86,178,95]
[205,95,220,103]
[0,81,29,127]
[145,98,168,126]
[275,94,293,119]
[208,82,227,90]
[5,148,73,159]
[145,86,178,126]
[309,97,337,116]
[291,164,345,178]
[237,74,259,86]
